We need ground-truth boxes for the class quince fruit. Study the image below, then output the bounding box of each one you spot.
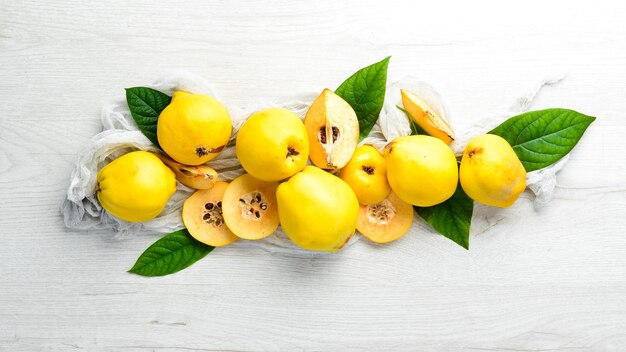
[97,151,177,222]
[356,191,413,244]
[305,89,359,169]
[460,134,526,207]
[339,145,391,205]
[157,91,232,165]
[153,152,217,190]
[384,135,458,206]
[222,173,280,240]
[401,89,455,144]
[276,166,359,252]
[183,181,238,246]
[236,108,309,182]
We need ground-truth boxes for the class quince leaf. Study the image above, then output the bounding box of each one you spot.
[490,108,595,172]
[125,87,171,148]
[128,229,213,277]
[414,185,473,250]
[336,56,390,140]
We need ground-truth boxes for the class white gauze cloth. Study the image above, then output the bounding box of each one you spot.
[61,72,566,254]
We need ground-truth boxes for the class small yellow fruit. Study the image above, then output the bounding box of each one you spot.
[460,134,526,207]
[236,108,309,182]
[305,89,359,169]
[401,89,455,144]
[157,91,232,165]
[276,166,359,252]
[182,181,238,247]
[152,152,217,190]
[384,135,458,207]
[339,145,391,205]
[97,151,177,222]
[357,192,414,244]
[222,173,280,240]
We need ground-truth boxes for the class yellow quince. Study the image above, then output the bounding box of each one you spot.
[157,91,232,165]
[97,151,177,222]
[276,166,359,252]
[236,108,309,182]
[384,135,458,207]
[460,134,526,207]
[339,144,391,205]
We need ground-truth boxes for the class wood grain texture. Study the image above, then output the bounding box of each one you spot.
[1,0,626,350]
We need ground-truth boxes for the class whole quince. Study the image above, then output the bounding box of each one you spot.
[236,108,309,182]
[276,166,359,252]
[339,144,391,205]
[384,135,458,207]
[460,134,526,207]
[157,91,232,165]
[97,151,177,222]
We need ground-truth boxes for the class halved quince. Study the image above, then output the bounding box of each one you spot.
[304,89,359,169]
[182,181,238,247]
[356,191,413,244]
[222,173,280,240]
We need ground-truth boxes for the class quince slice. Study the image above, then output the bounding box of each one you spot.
[401,89,455,144]
[152,152,217,190]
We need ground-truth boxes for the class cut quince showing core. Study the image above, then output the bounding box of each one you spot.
[357,192,413,244]
[182,181,238,247]
[157,91,232,166]
[236,108,309,182]
[276,166,359,252]
[305,89,359,169]
[401,89,455,145]
[384,135,458,207]
[222,173,280,240]
[152,152,217,190]
[339,145,391,205]
[460,134,527,208]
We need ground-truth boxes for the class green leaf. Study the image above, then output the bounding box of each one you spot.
[489,108,595,172]
[415,185,473,250]
[396,105,427,135]
[125,87,171,148]
[336,56,391,140]
[128,229,213,277]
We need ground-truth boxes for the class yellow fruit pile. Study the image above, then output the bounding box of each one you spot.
[97,89,527,252]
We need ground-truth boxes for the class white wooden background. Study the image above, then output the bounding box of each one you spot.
[1,0,625,351]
